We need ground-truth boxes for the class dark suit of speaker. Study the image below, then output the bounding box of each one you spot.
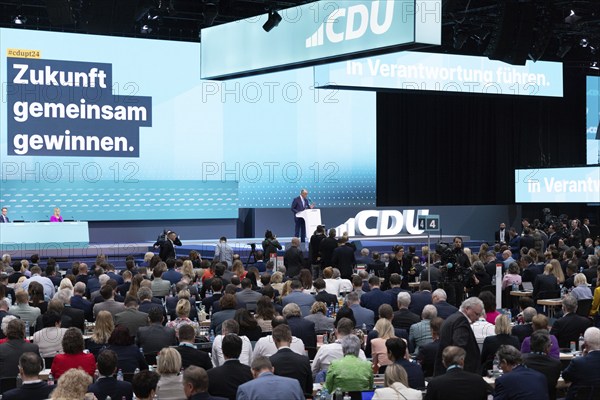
[270,348,312,395]
[87,377,133,400]
[207,360,253,400]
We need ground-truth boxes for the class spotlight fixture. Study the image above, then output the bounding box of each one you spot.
[591,61,599,71]
[565,10,582,24]
[262,10,282,32]
[140,24,152,34]
[580,38,589,48]
[13,15,26,25]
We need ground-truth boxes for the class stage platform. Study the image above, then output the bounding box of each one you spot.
[2,234,478,268]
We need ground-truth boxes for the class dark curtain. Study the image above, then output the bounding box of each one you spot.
[376,69,586,206]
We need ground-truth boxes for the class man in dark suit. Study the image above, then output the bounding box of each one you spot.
[158,231,181,262]
[0,207,9,223]
[56,290,85,332]
[319,229,338,270]
[392,292,420,331]
[523,330,562,400]
[71,282,94,322]
[512,307,536,345]
[137,308,177,355]
[283,303,316,348]
[433,297,482,376]
[425,346,490,400]
[360,276,393,316]
[549,295,593,348]
[387,337,425,389]
[0,319,40,383]
[183,366,227,400]
[432,288,458,319]
[562,326,600,400]
[331,237,356,280]
[114,297,149,337]
[202,278,224,314]
[409,281,433,316]
[283,238,305,278]
[176,325,212,370]
[384,274,407,311]
[87,350,133,400]
[291,189,312,242]
[366,252,386,276]
[269,325,312,396]
[313,278,337,306]
[207,334,253,400]
[417,317,442,377]
[494,345,548,400]
[2,352,54,400]
[495,222,509,245]
[235,278,262,309]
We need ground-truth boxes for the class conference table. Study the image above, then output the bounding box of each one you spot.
[509,290,533,297]
[537,298,562,319]
[0,221,89,250]
[484,375,569,389]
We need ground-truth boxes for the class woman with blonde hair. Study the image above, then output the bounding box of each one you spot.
[231,260,246,280]
[270,272,284,293]
[549,259,565,284]
[571,273,593,300]
[59,277,74,292]
[86,310,114,357]
[50,368,93,400]
[371,318,396,373]
[280,280,293,299]
[532,264,559,301]
[166,299,199,336]
[155,347,186,400]
[372,363,422,400]
[480,314,520,369]
[181,259,194,278]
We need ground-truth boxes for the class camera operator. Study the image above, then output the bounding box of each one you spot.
[438,237,471,308]
[385,245,411,290]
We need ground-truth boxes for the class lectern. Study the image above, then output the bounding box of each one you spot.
[295,209,322,240]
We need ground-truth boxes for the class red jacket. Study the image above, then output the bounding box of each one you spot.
[50,352,96,380]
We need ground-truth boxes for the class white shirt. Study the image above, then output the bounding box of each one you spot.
[22,274,55,300]
[337,278,353,293]
[311,340,367,377]
[471,317,495,350]
[324,279,340,296]
[252,335,305,361]
[212,334,253,367]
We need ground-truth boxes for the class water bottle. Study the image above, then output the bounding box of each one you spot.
[323,333,328,345]
[570,341,576,352]
[209,329,215,342]
[106,397,111,400]
[492,355,500,375]
[343,393,351,400]
[335,387,343,400]
[47,372,54,385]
[506,309,512,322]
[512,282,517,292]
[579,333,585,351]
[117,369,124,381]
[320,388,329,400]
[361,323,367,333]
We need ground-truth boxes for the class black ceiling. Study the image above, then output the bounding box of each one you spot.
[1,0,600,66]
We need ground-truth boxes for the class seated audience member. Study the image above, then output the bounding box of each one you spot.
[314,278,337,307]
[105,324,148,373]
[409,281,433,316]
[176,324,212,370]
[480,314,520,370]
[234,308,262,341]
[183,365,227,400]
[150,262,171,297]
[87,349,133,400]
[253,316,305,361]
[166,298,200,337]
[361,275,394,315]
[571,273,593,300]
[365,304,408,358]
[86,310,114,357]
[137,307,177,356]
[325,335,373,393]
[155,347,186,400]
[132,370,160,400]
[71,282,93,322]
[521,314,560,359]
[209,294,237,335]
[471,313,495,350]
[269,324,313,396]
[522,330,562,400]
[417,317,443,378]
[424,346,489,400]
[408,304,436,354]
[2,352,54,400]
[93,284,126,319]
[207,334,253,400]
[201,278,223,315]
[372,363,423,400]
[254,296,276,333]
[562,326,600,399]
[304,301,335,332]
[386,337,425,389]
[56,289,85,332]
[236,356,304,400]
[283,302,317,349]
[9,289,41,331]
[549,295,593,349]
[346,290,375,331]
[281,279,315,317]
[371,319,397,373]
[51,327,96,380]
[27,281,48,314]
[479,291,500,325]
[32,311,66,358]
[49,368,93,400]
[431,289,458,319]
[311,317,367,379]
[114,296,149,337]
[511,307,536,345]
[212,319,253,367]
[493,345,548,400]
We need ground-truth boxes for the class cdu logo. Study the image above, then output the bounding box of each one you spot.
[306,0,395,48]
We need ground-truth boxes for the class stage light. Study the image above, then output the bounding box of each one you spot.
[262,10,282,32]
[591,61,599,71]
[565,10,582,24]
[13,15,27,25]
[580,38,589,48]
[140,24,152,34]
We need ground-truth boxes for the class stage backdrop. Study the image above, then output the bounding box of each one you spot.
[0,28,376,222]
